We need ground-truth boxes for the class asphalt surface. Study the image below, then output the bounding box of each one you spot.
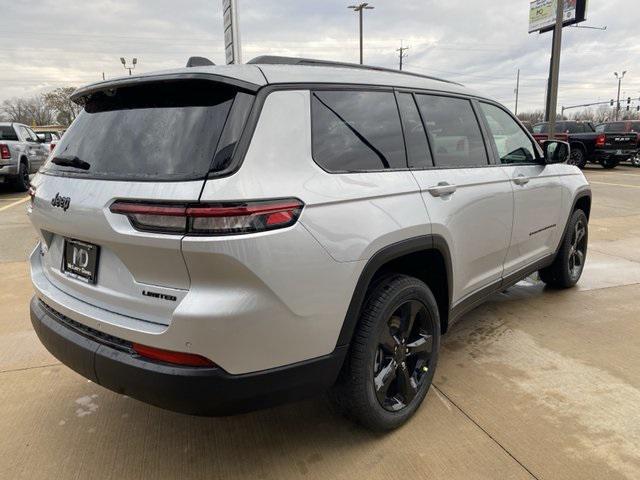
[1,165,640,479]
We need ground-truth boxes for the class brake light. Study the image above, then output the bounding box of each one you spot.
[595,134,606,148]
[0,144,10,159]
[110,199,304,235]
[132,343,215,367]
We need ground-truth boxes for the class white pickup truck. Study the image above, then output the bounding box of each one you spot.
[0,122,49,191]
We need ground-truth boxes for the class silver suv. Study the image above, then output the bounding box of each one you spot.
[28,57,591,431]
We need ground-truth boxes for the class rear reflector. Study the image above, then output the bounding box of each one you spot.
[110,199,304,235]
[132,343,215,367]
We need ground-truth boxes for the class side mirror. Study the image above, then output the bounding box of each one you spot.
[543,140,570,164]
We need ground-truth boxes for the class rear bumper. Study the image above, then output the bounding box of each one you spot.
[31,296,347,416]
[593,149,636,161]
[0,163,19,177]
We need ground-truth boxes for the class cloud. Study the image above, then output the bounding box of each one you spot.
[0,0,638,112]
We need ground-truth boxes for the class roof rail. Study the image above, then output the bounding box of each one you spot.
[247,55,461,86]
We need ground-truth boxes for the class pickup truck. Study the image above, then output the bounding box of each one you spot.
[532,120,638,169]
[0,122,49,191]
[596,121,640,167]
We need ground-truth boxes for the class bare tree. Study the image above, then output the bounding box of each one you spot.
[2,97,33,124]
[43,87,80,126]
[517,110,545,124]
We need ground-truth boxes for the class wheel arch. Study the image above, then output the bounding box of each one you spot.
[569,141,586,153]
[336,235,452,349]
[19,155,29,170]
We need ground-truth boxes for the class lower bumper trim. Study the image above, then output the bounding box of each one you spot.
[31,296,347,416]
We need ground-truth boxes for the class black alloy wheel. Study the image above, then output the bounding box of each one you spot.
[373,300,435,411]
[568,216,587,281]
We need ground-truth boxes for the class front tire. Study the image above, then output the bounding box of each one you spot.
[539,209,588,288]
[330,275,440,431]
[630,155,640,168]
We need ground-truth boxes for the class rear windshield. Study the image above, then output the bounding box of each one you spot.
[0,126,19,141]
[41,80,244,181]
[602,122,628,133]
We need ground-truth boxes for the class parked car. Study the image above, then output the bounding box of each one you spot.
[596,121,640,167]
[0,122,49,191]
[35,131,61,153]
[28,57,591,431]
[532,120,638,169]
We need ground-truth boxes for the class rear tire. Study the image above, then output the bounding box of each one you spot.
[539,209,588,288]
[330,275,440,431]
[600,158,618,169]
[13,162,30,192]
[569,147,587,169]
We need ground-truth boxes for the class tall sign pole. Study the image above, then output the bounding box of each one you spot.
[544,0,564,139]
[223,0,242,65]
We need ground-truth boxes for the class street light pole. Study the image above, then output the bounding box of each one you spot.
[348,3,374,65]
[120,57,138,76]
[545,0,564,140]
[614,71,626,121]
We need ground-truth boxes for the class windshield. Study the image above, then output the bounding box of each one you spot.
[602,122,627,133]
[41,80,240,181]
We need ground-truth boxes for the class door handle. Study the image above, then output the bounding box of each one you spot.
[513,174,530,186]
[427,182,457,197]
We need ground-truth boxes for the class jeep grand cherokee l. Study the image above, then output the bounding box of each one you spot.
[28,56,591,431]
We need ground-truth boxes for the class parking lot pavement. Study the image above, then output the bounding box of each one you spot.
[1,166,640,480]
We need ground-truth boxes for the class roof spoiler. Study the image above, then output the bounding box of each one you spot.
[186,56,215,68]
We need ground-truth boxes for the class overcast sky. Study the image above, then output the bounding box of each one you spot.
[1,0,639,112]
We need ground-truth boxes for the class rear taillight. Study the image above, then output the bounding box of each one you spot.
[0,144,10,159]
[595,134,606,148]
[132,343,215,367]
[50,143,56,151]
[110,199,304,235]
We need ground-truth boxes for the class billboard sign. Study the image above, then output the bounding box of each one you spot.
[528,0,588,33]
[223,0,242,64]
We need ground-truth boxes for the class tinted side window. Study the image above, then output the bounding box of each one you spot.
[480,103,538,165]
[415,95,488,167]
[396,93,433,169]
[311,90,406,172]
[0,126,19,141]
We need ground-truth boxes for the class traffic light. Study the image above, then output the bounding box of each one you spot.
[610,99,614,106]
[628,97,632,105]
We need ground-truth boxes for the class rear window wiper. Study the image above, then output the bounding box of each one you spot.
[51,156,91,170]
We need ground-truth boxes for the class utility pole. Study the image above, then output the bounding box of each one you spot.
[514,68,520,115]
[614,71,626,121]
[397,40,409,71]
[544,0,564,139]
[348,3,374,65]
[120,57,137,75]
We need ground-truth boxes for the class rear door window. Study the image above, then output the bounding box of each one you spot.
[603,122,626,133]
[41,80,244,181]
[396,93,433,169]
[0,126,19,141]
[480,103,538,164]
[415,95,488,167]
[311,90,406,172]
